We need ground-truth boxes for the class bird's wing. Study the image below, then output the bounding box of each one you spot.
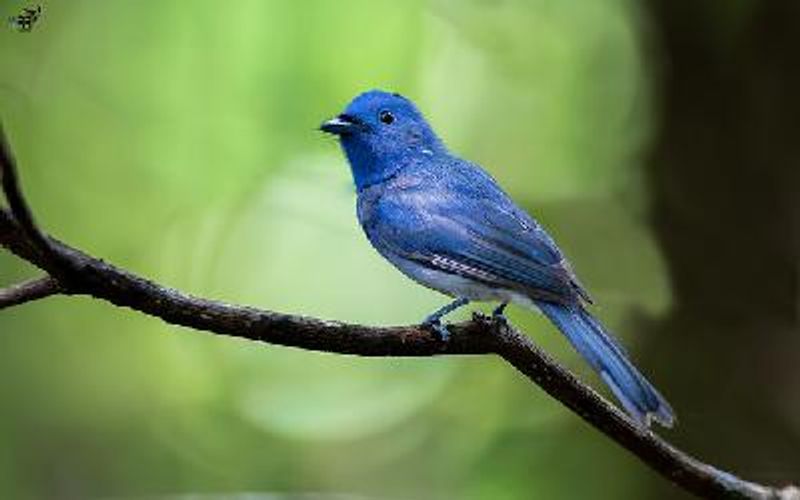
[362,171,591,304]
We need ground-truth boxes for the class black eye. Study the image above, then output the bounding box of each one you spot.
[379,110,395,125]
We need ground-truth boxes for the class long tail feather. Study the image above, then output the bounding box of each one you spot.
[535,300,675,428]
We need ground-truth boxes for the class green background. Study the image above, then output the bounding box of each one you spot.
[2,1,797,499]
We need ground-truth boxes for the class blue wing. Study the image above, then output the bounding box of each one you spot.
[358,160,591,304]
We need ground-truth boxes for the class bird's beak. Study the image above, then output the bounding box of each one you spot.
[320,114,358,135]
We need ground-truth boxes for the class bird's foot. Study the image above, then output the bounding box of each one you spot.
[492,302,509,326]
[422,297,469,343]
[422,318,451,343]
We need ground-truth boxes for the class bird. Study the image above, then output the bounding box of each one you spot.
[320,89,674,428]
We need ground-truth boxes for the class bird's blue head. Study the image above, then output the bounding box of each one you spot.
[320,90,446,191]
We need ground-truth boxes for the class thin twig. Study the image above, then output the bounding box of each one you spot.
[0,125,50,251]
[0,126,797,500]
[0,275,61,309]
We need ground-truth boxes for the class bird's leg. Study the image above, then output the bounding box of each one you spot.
[492,302,509,324]
[422,297,470,342]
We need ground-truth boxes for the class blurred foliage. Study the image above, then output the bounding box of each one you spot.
[1,1,672,499]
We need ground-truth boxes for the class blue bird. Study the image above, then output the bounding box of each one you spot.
[320,90,674,428]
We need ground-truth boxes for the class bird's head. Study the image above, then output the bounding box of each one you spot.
[321,90,445,191]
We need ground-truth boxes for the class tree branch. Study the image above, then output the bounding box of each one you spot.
[0,126,797,500]
[0,275,61,310]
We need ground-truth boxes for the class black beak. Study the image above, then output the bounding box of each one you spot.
[320,114,360,135]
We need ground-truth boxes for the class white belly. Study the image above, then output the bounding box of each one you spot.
[386,253,538,309]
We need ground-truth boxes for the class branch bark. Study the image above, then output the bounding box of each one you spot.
[0,275,60,310]
[0,126,796,500]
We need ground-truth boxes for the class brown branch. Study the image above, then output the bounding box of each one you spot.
[0,128,797,500]
[0,275,61,310]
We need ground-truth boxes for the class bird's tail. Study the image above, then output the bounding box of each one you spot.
[535,300,675,428]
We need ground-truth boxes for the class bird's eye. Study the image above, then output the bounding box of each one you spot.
[379,110,395,125]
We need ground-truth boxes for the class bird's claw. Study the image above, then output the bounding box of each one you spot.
[492,302,509,326]
[423,318,451,343]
